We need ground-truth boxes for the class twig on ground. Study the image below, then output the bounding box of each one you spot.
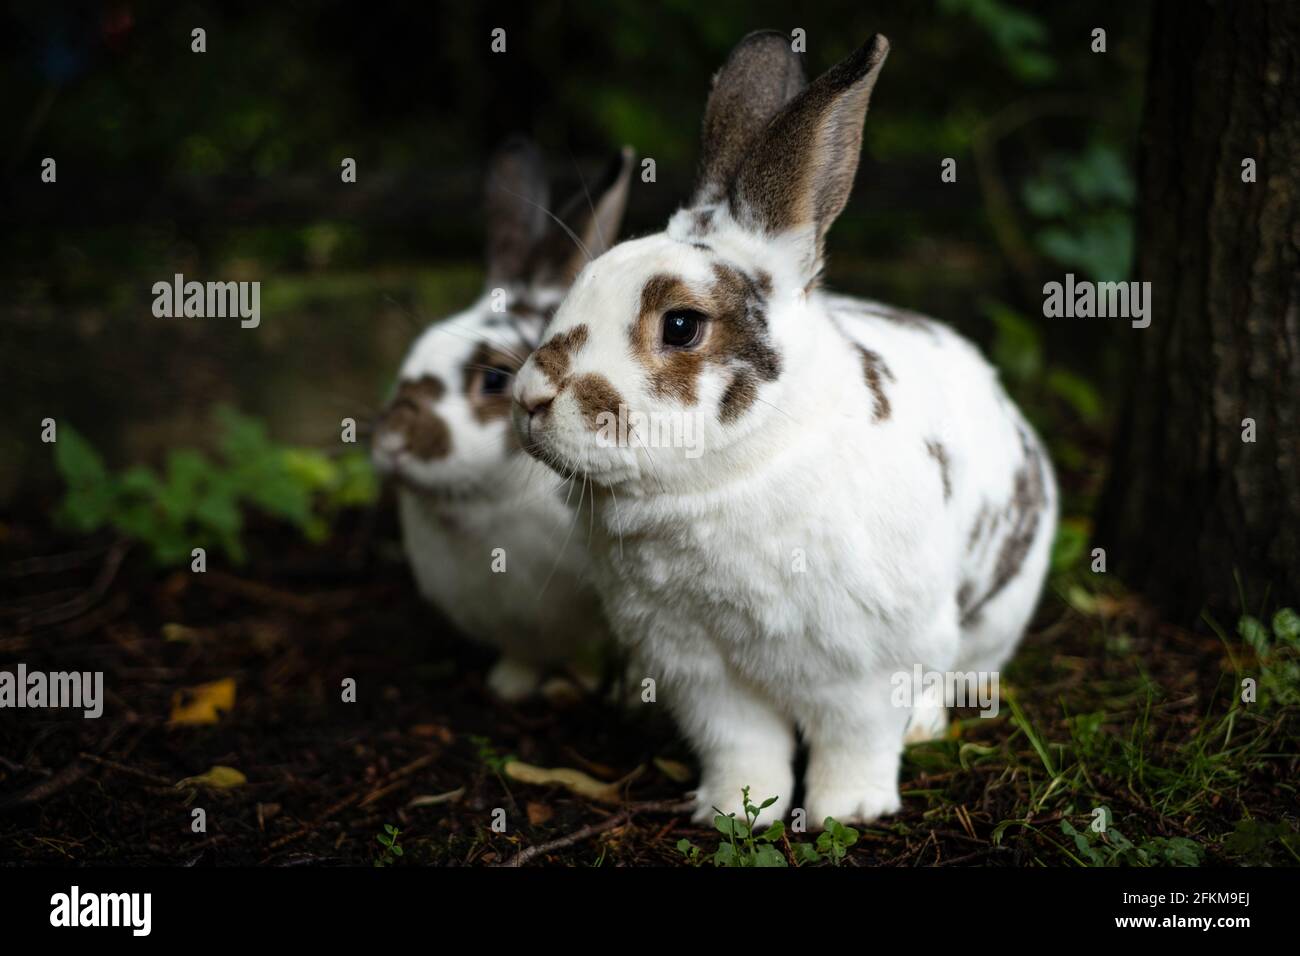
[12,538,130,632]
[496,798,695,868]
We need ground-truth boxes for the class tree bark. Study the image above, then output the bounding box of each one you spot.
[1097,0,1300,621]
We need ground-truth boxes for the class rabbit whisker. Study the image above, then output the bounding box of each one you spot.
[498,184,593,267]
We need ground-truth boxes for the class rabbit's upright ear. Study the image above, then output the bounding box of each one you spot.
[728,35,889,279]
[694,30,806,206]
[484,137,550,285]
[529,146,635,289]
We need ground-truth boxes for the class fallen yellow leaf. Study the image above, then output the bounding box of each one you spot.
[503,761,621,803]
[168,678,236,726]
[175,765,246,789]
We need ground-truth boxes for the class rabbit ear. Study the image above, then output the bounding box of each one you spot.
[728,35,889,277]
[529,146,635,289]
[484,137,550,284]
[694,30,807,206]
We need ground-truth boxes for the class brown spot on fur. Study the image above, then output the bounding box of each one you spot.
[571,373,625,430]
[533,324,588,386]
[960,430,1048,627]
[967,503,994,550]
[709,263,781,380]
[381,375,452,460]
[693,209,716,235]
[509,299,558,323]
[857,346,894,422]
[719,369,757,423]
[925,439,952,501]
[957,581,975,618]
[631,266,780,421]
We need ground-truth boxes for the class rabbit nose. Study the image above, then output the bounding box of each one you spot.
[523,393,554,420]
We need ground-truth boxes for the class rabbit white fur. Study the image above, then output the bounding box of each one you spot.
[373,139,631,700]
[511,34,1057,823]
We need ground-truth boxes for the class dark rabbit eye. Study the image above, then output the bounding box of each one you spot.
[662,310,705,349]
[480,367,510,394]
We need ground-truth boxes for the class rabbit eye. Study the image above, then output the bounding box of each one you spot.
[480,367,511,394]
[662,310,705,349]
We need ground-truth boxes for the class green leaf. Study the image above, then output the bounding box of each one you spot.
[713,843,741,868]
[1271,608,1300,645]
[54,425,108,486]
[754,845,788,868]
[1237,615,1270,654]
[1050,522,1089,573]
[759,821,785,842]
[793,843,822,866]
[714,814,749,839]
[1045,368,1103,424]
[982,300,1042,384]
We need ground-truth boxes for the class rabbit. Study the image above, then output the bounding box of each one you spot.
[372,137,633,701]
[510,32,1057,825]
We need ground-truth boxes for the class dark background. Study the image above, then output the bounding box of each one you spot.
[1,0,1145,524]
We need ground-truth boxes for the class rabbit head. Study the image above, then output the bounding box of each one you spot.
[374,137,634,498]
[512,32,889,490]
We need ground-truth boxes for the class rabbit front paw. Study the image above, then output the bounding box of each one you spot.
[486,657,542,701]
[804,781,902,827]
[691,768,792,829]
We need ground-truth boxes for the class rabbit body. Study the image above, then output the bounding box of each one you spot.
[512,33,1056,821]
[374,141,632,699]
[577,271,1055,825]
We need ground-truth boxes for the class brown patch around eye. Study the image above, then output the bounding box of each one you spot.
[463,342,519,425]
[634,274,708,404]
[534,324,588,386]
[631,266,781,422]
[383,375,452,460]
[571,372,625,430]
[924,439,952,502]
[856,346,894,422]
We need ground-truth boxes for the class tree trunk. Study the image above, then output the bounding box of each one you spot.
[1097,0,1300,621]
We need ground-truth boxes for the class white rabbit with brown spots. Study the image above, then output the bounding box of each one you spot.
[511,34,1056,824]
[373,138,632,700]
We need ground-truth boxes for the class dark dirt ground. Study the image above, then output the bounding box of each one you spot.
[1,494,1296,868]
